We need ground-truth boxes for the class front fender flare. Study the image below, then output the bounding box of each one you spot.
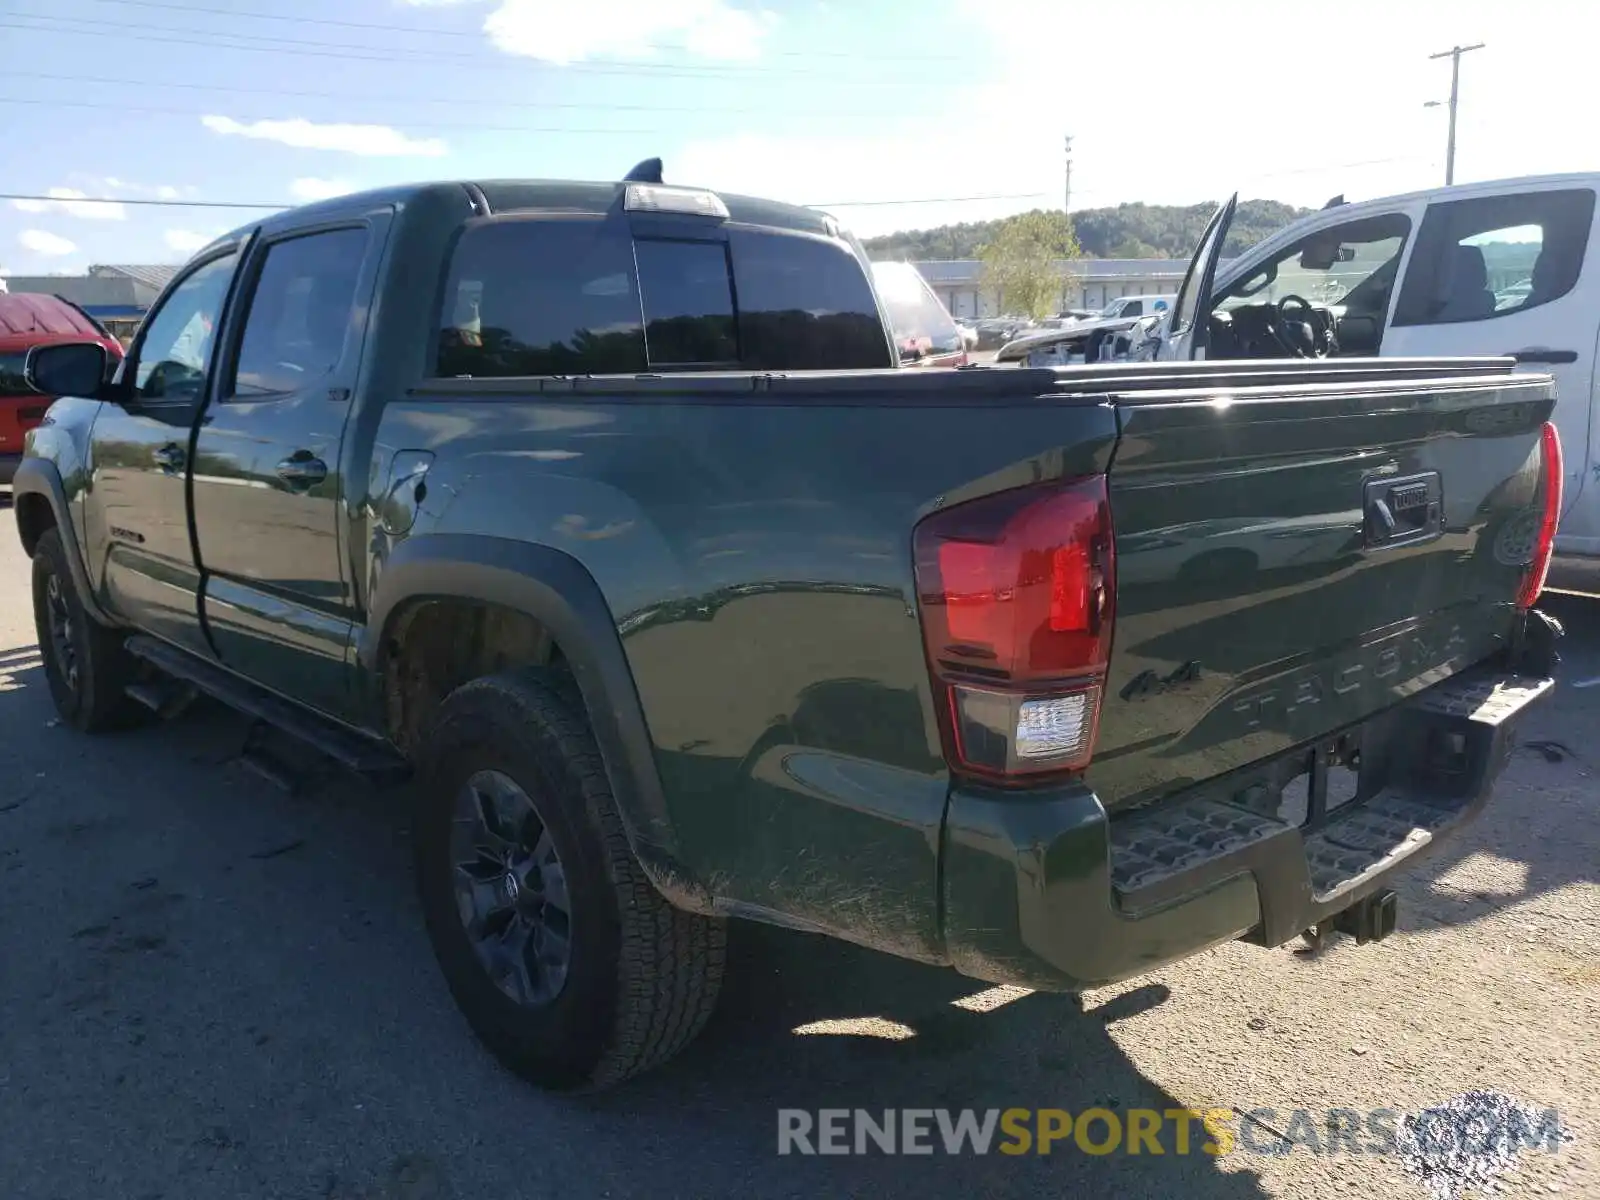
[360,534,712,912]
[11,457,116,627]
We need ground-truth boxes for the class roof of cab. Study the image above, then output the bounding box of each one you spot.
[207,177,834,255]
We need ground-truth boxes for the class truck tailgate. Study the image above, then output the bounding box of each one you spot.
[1091,370,1557,809]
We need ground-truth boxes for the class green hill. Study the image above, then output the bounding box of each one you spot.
[862,199,1315,261]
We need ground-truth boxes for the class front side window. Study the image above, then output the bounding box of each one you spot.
[1393,188,1595,326]
[1217,213,1412,315]
[436,218,647,378]
[230,227,368,398]
[133,251,238,407]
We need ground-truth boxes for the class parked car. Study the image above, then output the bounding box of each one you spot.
[0,293,122,485]
[1138,174,1600,578]
[973,317,1028,349]
[15,168,1560,1095]
[1097,294,1175,320]
[870,261,969,367]
[995,294,1179,365]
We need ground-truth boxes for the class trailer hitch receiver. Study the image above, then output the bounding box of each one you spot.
[1333,888,1398,945]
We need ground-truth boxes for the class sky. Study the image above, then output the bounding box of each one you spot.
[1,0,1593,274]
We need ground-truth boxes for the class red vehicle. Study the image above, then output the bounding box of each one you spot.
[0,293,124,485]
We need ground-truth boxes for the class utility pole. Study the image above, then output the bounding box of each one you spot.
[1063,134,1073,215]
[1428,42,1484,186]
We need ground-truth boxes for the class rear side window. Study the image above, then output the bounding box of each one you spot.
[437,218,646,378]
[1393,188,1596,326]
[433,217,892,377]
[230,227,368,398]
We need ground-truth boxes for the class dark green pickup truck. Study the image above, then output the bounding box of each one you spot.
[13,169,1563,1093]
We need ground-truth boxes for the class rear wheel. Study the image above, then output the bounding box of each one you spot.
[414,670,726,1091]
[31,527,144,732]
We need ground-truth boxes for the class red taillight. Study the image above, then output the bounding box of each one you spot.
[1517,421,1563,610]
[913,476,1114,781]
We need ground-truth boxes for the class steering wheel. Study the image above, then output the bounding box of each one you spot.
[1271,294,1327,358]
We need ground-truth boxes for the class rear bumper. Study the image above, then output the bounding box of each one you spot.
[940,632,1557,992]
[0,453,20,486]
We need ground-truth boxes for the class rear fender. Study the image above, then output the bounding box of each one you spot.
[359,533,711,911]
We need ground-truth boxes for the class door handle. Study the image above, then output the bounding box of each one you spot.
[153,443,184,473]
[276,455,328,488]
[1507,348,1578,365]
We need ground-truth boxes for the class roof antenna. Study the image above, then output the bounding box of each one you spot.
[623,158,663,184]
[1321,194,1346,209]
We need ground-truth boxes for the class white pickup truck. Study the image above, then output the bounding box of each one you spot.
[1118,172,1600,577]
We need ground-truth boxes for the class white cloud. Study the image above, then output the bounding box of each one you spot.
[163,230,213,253]
[289,177,358,202]
[10,187,126,220]
[20,230,78,256]
[101,178,185,201]
[200,115,447,158]
[403,0,774,64]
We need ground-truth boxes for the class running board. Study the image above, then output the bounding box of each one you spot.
[122,635,411,785]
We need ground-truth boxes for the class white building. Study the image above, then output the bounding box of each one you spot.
[906,258,1234,319]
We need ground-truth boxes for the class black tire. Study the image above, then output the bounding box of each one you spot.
[414,670,726,1091]
[31,526,144,732]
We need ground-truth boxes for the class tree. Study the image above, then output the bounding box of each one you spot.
[978,210,1082,318]
[864,199,1313,262]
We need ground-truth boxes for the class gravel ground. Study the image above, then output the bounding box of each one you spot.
[0,503,1594,1200]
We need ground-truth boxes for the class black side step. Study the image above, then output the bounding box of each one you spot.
[123,635,410,786]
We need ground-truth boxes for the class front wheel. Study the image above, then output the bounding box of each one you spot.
[414,670,726,1091]
[31,527,144,732]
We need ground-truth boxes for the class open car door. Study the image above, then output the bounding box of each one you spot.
[1157,193,1238,360]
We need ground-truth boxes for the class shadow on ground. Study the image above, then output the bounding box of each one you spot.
[0,653,1270,1200]
[1369,591,1600,943]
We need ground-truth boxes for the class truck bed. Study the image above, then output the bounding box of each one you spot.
[382,354,1554,964]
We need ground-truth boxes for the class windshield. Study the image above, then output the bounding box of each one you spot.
[0,351,39,396]
[870,261,963,355]
[1217,214,1412,313]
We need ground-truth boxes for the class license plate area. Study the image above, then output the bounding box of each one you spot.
[1364,470,1443,550]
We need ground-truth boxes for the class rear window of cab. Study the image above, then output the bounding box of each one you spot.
[434,217,894,378]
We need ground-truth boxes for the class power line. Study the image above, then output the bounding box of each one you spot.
[809,193,1047,208]
[4,193,289,211]
[2,190,1052,213]
[3,15,941,84]
[76,0,970,64]
[0,96,668,136]
[0,69,885,118]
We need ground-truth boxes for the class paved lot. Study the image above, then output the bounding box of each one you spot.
[0,502,1595,1200]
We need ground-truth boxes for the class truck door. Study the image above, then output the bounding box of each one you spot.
[1159,193,1237,360]
[189,217,386,719]
[88,247,240,657]
[1383,184,1600,550]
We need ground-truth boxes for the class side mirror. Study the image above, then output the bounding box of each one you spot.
[26,341,110,399]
